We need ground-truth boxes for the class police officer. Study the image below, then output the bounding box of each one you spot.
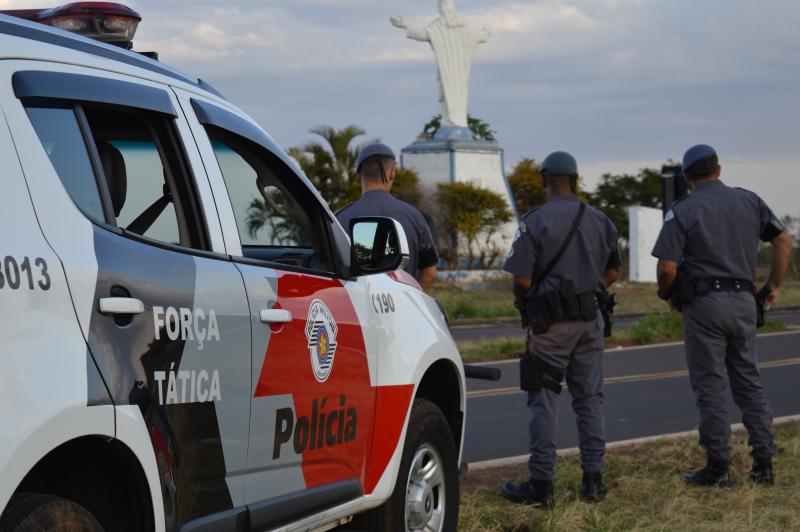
[501,151,621,506]
[336,143,439,290]
[652,145,792,486]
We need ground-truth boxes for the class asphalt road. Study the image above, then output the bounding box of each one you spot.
[452,308,800,343]
[462,330,800,463]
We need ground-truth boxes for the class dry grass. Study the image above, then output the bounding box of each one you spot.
[456,317,788,363]
[432,280,800,324]
[459,422,800,531]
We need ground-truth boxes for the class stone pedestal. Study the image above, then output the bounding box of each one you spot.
[627,206,663,283]
[400,127,519,265]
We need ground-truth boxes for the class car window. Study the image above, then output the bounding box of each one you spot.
[25,106,106,222]
[82,106,187,246]
[206,127,332,272]
[24,101,208,252]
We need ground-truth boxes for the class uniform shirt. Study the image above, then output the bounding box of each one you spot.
[336,190,438,279]
[503,195,621,295]
[651,180,780,282]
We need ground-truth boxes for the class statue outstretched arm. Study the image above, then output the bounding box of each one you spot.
[390,16,429,42]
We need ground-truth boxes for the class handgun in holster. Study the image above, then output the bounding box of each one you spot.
[670,266,694,311]
[756,284,771,328]
[598,290,617,338]
[520,355,564,394]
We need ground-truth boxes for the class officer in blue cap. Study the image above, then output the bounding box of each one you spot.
[336,143,439,290]
[501,151,621,506]
[652,144,793,486]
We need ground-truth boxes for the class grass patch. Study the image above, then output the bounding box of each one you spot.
[629,312,684,344]
[430,283,516,320]
[457,318,787,363]
[459,338,526,363]
[459,421,800,531]
[630,314,786,346]
[432,280,800,324]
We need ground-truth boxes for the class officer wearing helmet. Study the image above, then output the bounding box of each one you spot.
[652,144,792,486]
[336,143,439,290]
[501,151,621,507]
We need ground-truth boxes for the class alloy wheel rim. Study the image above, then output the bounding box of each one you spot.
[405,443,445,532]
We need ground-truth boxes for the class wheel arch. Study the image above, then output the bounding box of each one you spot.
[414,358,465,455]
[8,435,155,532]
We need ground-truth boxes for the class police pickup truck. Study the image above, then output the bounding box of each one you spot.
[0,4,467,531]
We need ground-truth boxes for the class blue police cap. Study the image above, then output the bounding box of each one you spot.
[682,144,717,172]
[356,143,395,172]
[541,151,578,177]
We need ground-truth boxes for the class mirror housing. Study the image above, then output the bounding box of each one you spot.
[349,216,410,276]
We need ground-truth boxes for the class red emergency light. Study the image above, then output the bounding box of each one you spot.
[2,2,141,49]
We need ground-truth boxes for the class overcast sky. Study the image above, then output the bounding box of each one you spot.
[7,0,799,215]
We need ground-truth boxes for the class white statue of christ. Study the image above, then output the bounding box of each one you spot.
[391,0,490,129]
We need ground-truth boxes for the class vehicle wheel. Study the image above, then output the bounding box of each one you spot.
[0,493,103,532]
[369,398,459,532]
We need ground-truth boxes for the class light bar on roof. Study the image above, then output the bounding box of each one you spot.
[2,2,142,48]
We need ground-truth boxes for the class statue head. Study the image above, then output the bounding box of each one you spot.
[438,0,456,15]
[438,0,464,26]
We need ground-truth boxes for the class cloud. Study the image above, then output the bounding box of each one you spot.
[1,0,797,215]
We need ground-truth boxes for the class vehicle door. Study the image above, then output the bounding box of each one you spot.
[0,64,251,529]
[175,91,377,527]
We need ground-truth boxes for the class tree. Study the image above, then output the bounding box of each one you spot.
[245,198,304,246]
[422,114,497,143]
[781,215,800,279]
[586,167,663,242]
[288,125,373,211]
[392,167,424,207]
[436,181,513,269]
[507,157,546,214]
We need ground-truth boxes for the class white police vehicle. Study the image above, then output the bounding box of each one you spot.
[0,4,467,531]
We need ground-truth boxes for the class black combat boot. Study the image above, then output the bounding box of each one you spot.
[750,456,774,485]
[683,457,731,487]
[501,478,554,507]
[580,471,608,502]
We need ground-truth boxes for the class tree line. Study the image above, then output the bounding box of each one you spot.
[253,123,798,272]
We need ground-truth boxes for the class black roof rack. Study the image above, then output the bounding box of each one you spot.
[0,14,225,99]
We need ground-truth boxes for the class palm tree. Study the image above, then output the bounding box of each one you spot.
[289,125,376,211]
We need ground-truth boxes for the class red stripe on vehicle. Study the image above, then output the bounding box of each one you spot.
[364,384,415,494]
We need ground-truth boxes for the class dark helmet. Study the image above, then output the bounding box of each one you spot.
[682,144,717,174]
[356,142,395,173]
[541,151,578,178]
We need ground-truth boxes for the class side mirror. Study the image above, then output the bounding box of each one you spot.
[349,217,410,275]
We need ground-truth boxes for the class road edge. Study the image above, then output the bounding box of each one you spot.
[467,329,800,366]
[467,414,800,471]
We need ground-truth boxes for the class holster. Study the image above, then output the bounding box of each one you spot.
[520,355,564,394]
[756,284,771,328]
[598,291,617,338]
[671,267,694,311]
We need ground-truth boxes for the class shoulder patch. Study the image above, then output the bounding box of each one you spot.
[664,209,675,222]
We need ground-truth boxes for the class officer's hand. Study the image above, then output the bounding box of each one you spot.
[390,16,407,29]
[764,288,779,311]
[666,297,677,312]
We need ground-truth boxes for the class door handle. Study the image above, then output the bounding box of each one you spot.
[260,309,292,324]
[99,297,145,316]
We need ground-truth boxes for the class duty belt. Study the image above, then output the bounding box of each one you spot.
[694,277,754,297]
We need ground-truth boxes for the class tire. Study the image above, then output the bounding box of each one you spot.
[0,493,104,532]
[369,398,459,532]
